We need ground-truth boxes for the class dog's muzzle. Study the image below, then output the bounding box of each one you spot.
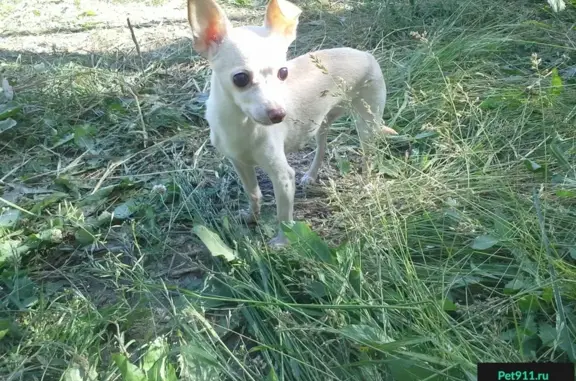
[267,108,286,124]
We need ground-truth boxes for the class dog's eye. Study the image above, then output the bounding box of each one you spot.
[277,67,288,81]
[233,72,251,88]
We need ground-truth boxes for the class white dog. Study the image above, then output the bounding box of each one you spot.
[187,0,397,248]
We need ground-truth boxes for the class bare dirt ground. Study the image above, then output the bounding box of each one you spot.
[0,0,349,63]
[1,0,262,55]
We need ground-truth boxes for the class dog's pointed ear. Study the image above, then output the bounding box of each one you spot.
[264,0,302,45]
[187,0,231,58]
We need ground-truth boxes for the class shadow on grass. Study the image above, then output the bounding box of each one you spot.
[0,38,197,72]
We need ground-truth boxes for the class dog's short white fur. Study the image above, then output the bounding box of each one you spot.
[187,0,397,248]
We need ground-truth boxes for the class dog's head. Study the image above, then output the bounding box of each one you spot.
[187,0,301,125]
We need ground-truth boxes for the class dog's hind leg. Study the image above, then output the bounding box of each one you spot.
[300,107,344,187]
[352,78,386,147]
[351,74,395,174]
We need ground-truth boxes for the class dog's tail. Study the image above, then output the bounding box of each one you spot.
[351,54,397,149]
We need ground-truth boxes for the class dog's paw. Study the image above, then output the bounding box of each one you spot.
[268,234,289,249]
[238,209,259,224]
[299,173,316,187]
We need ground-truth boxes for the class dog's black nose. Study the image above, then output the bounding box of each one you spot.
[267,108,286,124]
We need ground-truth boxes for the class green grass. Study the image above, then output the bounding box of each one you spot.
[1,0,576,380]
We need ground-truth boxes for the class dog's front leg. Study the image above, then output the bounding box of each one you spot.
[260,155,295,248]
[231,159,261,224]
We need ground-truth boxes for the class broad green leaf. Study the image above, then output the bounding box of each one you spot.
[348,266,362,296]
[556,189,576,198]
[0,239,22,263]
[0,118,17,133]
[192,224,237,262]
[163,363,178,381]
[63,364,98,381]
[517,294,542,313]
[97,211,113,225]
[479,97,499,110]
[479,92,523,110]
[414,131,438,140]
[377,160,401,178]
[182,344,220,366]
[51,133,74,149]
[522,20,553,29]
[549,67,563,97]
[569,248,576,260]
[558,327,576,361]
[523,316,538,336]
[493,213,513,239]
[146,355,177,381]
[504,278,527,294]
[20,296,39,309]
[334,151,350,176]
[470,235,499,250]
[7,275,38,309]
[266,368,279,381]
[80,186,116,206]
[146,358,166,381]
[75,228,95,245]
[113,200,138,220]
[388,359,442,381]
[0,103,21,120]
[520,336,539,360]
[500,328,518,341]
[281,221,336,265]
[29,192,68,214]
[365,335,433,351]
[306,281,328,299]
[441,299,458,311]
[74,125,97,152]
[334,239,350,264]
[523,159,543,173]
[339,324,394,347]
[63,366,84,381]
[80,9,97,17]
[549,141,571,171]
[541,287,554,303]
[538,322,557,346]
[339,325,433,353]
[142,337,167,373]
[337,155,351,176]
[33,228,62,243]
[0,208,20,227]
[0,319,15,340]
[449,275,481,288]
[54,176,82,199]
[112,353,146,381]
